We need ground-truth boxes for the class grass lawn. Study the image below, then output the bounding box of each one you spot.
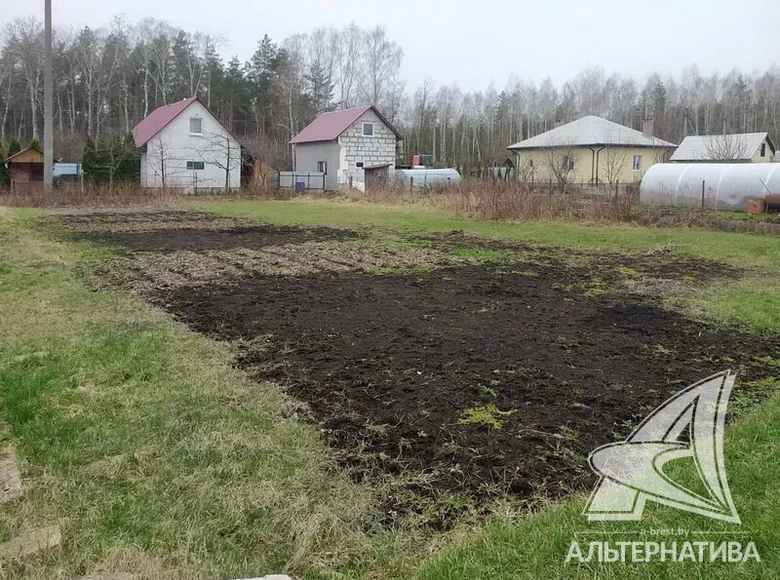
[1,200,779,579]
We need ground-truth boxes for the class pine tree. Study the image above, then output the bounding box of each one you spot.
[8,138,21,158]
[82,136,99,182]
[119,133,140,183]
[305,60,334,116]
[29,138,41,150]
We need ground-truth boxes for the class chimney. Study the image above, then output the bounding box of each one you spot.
[642,118,655,138]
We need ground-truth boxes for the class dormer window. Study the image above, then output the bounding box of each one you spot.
[362,122,374,136]
[190,117,202,135]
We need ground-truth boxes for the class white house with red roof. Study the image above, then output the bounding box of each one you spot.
[133,97,241,191]
[291,106,401,191]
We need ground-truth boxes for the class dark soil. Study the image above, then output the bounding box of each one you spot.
[153,262,780,520]
[70,223,360,253]
[54,210,222,225]
[64,211,779,528]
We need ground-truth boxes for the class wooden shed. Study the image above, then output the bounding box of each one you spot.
[4,146,45,189]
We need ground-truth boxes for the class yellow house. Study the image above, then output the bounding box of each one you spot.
[507,116,677,185]
[669,133,776,163]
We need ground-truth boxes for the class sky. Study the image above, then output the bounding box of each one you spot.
[5,0,780,91]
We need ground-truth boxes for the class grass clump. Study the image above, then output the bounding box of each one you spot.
[458,404,516,431]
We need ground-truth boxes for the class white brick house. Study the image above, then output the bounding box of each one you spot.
[133,97,242,191]
[290,106,402,191]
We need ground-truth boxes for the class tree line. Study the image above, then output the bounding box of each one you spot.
[2,15,779,173]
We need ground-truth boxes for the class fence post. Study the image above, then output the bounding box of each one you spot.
[549,179,553,196]
[701,180,705,209]
[410,176,414,195]
[615,181,619,202]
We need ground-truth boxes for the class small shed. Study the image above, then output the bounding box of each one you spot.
[4,146,45,188]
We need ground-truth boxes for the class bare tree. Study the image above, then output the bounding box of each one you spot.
[7,18,44,140]
[544,143,577,191]
[146,135,181,189]
[334,23,363,108]
[601,146,629,184]
[362,26,402,110]
[700,133,748,161]
[197,131,241,190]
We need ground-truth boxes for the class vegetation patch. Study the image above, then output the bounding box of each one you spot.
[458,404,517,431]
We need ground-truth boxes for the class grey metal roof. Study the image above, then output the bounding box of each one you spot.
[507,116,677,150]
[669,133,773,161]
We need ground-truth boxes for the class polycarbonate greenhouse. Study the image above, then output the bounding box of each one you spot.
[640,163,780,211]
[394,168,461,189]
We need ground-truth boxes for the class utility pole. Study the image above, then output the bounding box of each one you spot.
[43,0,54,192]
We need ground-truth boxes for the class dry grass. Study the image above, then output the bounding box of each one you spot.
[0,208,387,579]
[0,183,297,209]
[3,179,776,235]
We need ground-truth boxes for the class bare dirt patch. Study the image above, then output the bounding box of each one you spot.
[64,211,780,528]
[154,263,779,527]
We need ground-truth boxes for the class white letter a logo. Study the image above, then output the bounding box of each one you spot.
[584,371,740,524]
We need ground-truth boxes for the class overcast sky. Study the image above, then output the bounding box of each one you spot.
[7,0,780,90]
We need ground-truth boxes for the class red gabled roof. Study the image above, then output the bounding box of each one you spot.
[132,97,198,147]
[290,105,402,144]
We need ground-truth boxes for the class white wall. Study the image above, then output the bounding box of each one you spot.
[292,141,340,190]
[141,100,241,191]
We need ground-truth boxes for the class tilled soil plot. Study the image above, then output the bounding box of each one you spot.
[57,211,360,253]
[154,262,780,526]
[63,212,780,527]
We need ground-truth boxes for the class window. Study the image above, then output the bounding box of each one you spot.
[561,155,574,172]
[632,155,642,171]
[356,161,364,168]
[187,161,205,171]
[189,117,202,134]
[362,122,374,136]
[761,143,767,157]
[528,159,534,168]
[317,161,328,174]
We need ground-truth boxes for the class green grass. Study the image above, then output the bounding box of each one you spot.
[4,201,780,579]
[0,209,382,579]
[200,200,780,332]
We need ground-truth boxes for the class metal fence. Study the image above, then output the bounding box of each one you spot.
[278,171,326,192]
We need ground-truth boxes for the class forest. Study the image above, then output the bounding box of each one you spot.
[1,15,779,171]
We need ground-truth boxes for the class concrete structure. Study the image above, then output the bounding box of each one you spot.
[640,163,780,211]
[133,97,241,191]
[3,146,45,190]
[670,133,776,163]
[290,106,402,191]
[508,116,676,184]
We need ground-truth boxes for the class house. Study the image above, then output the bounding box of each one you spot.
[507,116,677,184]
[669,133,776,163]
[133,97,242,191]
[290,106,402,191]
[3,146,45,191]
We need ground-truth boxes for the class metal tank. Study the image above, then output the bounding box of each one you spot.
[639,163,780,211]
[394,168,461,189]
